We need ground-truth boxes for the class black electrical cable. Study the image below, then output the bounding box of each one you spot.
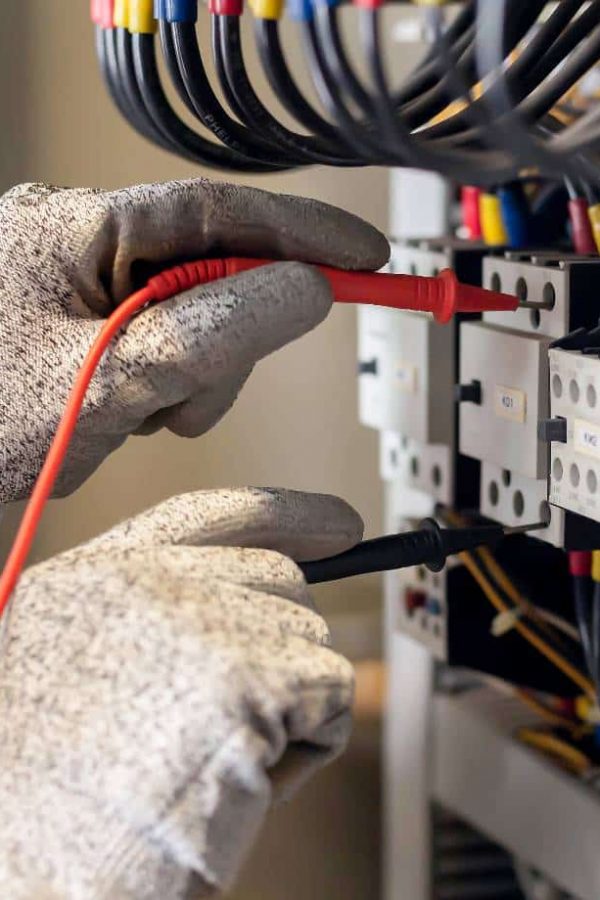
[474,0,600,185]
[211,14,356,166]
[166,21,295,167]
[397,0,551,137]
[359,9,516,183]
[313,5,373,114]
[392,20,476,111]
[574,576,596,683]
[113,26,205,161]
[418,0,588,144]
[300,17,393,162]
[96,27,176,154]
[253,18,360,156]
[130,31,277,172]
[401,0,475,86]
[593,581,600,693]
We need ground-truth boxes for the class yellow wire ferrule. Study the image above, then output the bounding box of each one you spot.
[592,550,600,584]
[113,0,130,28]
[576,695,600,725]
[129,0,157,33]
[588,204,600,254]
[480,193,509,247]
[250,0,284,17]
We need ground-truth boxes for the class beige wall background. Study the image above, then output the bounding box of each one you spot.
[0,0,411,616]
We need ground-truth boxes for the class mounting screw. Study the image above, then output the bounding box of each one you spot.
[455,380,482,405]
[538,417,567,443]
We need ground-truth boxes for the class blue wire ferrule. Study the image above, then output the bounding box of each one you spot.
[498,184,531,249]
[154,0,198,21]
[287,0,313,21]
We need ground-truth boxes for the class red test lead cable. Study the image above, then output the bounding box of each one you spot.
[0,257,517,618]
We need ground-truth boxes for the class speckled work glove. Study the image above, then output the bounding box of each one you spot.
[0,179,388,502]
[0,487,363,900]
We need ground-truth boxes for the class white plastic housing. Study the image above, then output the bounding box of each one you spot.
[459,322,551,480]
[358,306,454,444]
[549,348,600,523]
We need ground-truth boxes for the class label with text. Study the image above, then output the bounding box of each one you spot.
[574,418,600,460]
[395,361,417,394]
[493,385,527,423]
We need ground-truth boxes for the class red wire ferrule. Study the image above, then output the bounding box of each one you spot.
[568,199,598,256]
[461,186,483,240]
[352,0,384,8]
[91,0,116,27]
[569,551,592,578]
[208,0,243,14]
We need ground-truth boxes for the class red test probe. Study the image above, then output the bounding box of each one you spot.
[0,257,517,617]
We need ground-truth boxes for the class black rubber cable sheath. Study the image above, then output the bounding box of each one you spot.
[167,21,293,167]
[131,31,277,172]
[212,15,355,165]
[253,18,359,157]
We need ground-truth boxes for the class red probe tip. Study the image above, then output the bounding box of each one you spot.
[437,270,518,323]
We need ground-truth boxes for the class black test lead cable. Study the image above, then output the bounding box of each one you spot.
[300,520,548,585]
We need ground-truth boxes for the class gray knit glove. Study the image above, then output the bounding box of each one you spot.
[0,179,388,502]
[0,486,363,900]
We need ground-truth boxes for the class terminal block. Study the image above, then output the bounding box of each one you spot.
[549,348,600,529]
[482,252,600,338]
[460,253,600,546]
[459,322,550,480]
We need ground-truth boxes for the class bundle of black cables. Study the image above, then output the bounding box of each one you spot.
[91,0,600,185]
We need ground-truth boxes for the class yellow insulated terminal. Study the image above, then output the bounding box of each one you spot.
[113,0,130,28]
[129,0,157,32]
[588,204,600,254]
[576,694,600,725]
[250,0,284,18]
[480,193,509,247]
[592,549,600,584]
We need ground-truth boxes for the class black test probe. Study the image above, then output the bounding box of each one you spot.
[300,519,546,585]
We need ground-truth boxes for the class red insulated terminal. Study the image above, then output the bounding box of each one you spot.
[208,0,244,14]
[568,199,598,256]
[353,0,385,9]
[91,0,116,27]
[568,551,592,578]
[405,589,427,615]
[461,186,483,240]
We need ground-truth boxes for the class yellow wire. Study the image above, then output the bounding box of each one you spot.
[459,551,596,700]
[518,728,592,775]
[477,545,573,645]
[514,689,588,737]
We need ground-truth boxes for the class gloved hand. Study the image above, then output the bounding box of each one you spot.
[0,179,388,502]
[0,486,363,900]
